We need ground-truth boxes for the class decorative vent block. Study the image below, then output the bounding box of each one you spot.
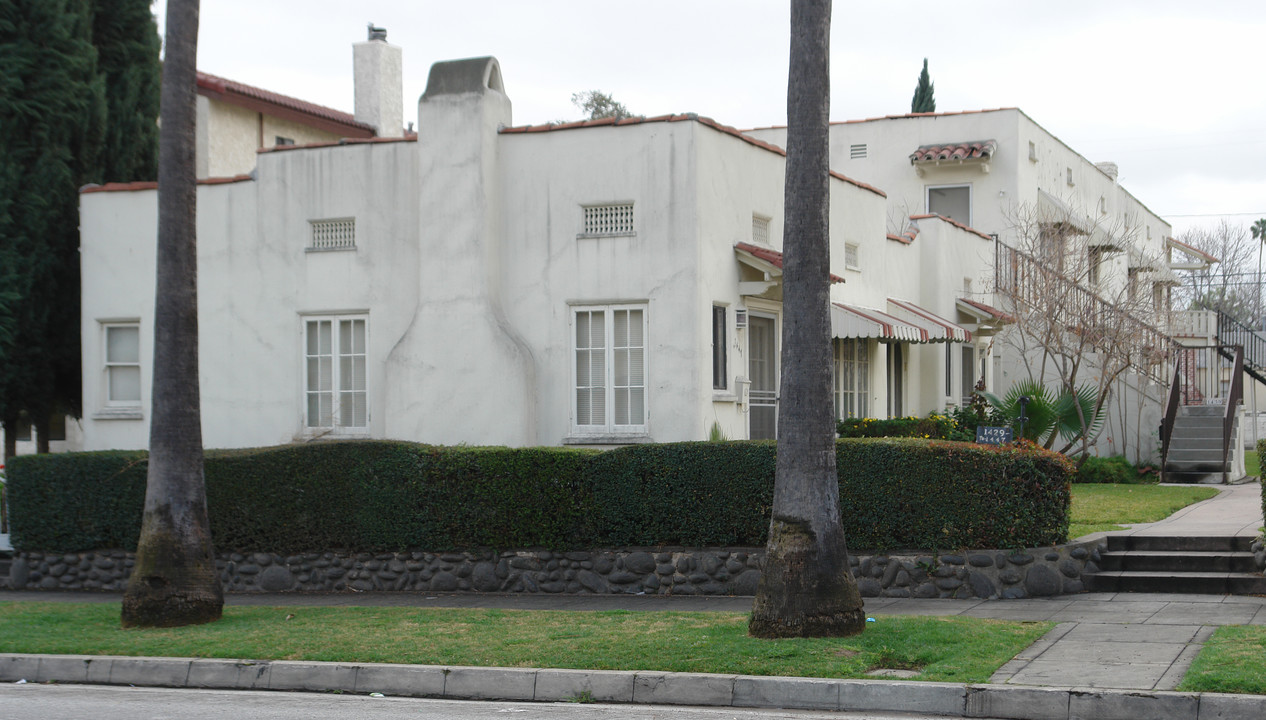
[752,215,770,245]
[845,243,860,270]
[310,218,356,251]
[582,204,635,236]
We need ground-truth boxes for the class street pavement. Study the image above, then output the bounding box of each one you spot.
[1,482,1263,719]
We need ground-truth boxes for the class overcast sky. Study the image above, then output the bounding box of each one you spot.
[153,0,1265,239]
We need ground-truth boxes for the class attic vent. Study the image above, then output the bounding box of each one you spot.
[310,218,356,251]
[850,144,867,159]
[582,203,635,236]
[752,215,770,245]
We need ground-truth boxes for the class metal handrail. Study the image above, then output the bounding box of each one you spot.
[1223,346,1244,483]
[994,240,1172,382]
[1159,360,1183,483]
[1216,310,1266,384]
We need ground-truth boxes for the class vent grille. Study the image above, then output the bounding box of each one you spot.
[583,204,635,236]
[849,144,867,159]
[752,215,770,245]
[845,243,860,270]
[310,218,356,251]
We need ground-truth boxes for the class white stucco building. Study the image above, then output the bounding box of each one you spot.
[78,54,1003,451]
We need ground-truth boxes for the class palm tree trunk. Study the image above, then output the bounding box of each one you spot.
[749,0,865,639]
[121,0,222,628]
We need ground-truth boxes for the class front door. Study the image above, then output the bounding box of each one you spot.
[748,314,778,439]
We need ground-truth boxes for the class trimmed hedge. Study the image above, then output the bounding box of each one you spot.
[837,415,957,440]
[8,438,1072,554]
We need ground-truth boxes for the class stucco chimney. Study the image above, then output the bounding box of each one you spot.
[353,24,403,137]
[1095,161,1119,182]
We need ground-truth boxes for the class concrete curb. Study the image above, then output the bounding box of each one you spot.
[2,653,1264,719]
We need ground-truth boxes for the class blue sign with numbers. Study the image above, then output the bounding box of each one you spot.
[975,426,1013,445]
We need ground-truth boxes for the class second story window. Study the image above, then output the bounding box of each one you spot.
[927,184,971,227]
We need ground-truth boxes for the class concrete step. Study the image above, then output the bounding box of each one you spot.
[1104,535,1256,552]
[1181,405,1230,417]
[1096,550,1259,573]
[1163,471,1232,484]
[1084,570,1266,594]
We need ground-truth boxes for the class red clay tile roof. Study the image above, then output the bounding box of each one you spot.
[909,139,997,164]
[958,297,1016,323]
[196,71,375,139]
[1167,236,1219,264]
[735,241,846,283]
[80,175,255,193]
[907,213,994,241]
[502,114,887,199]
[886,232,914,245]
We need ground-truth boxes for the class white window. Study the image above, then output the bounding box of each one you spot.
[104,323,141,406]
[927,184,971,227]
[309,218,355,251]
[833,338,869,420]
[752,214,770,245]
[573,305,647,434]
[845,243,860,271]
[581,204,635,237]
[304,316,368,431]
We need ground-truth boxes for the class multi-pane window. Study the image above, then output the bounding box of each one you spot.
[582,204,635,236]
[574,305,646,433]
[833,338,869,419]
[305,316,367,430]
[927,184,971,226]
[104,324,141,405]
[712,305,727,390]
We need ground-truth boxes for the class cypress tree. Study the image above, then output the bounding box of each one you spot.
[0,0,158,458]
[910,57,936,113]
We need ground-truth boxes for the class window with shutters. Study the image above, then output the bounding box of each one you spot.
[304,315,368,432]
[572,305,647,435]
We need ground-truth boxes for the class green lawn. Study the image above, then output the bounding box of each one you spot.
[0,601,1050,684]
[1068,484,1219,539]
[1247,449,1261,479]
[1179,626,1266,694]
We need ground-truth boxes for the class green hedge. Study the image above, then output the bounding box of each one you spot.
[1075,455,1146,484]
[837,415,957,440]
[7,438,1072,554]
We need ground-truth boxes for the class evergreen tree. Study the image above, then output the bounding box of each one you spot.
[93,0,160,182]
[0,0,106,458]
[910,57,935,113]
[0,0,159,458]
[572,90,632,120]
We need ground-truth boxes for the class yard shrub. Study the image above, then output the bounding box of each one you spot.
[8,438,1072,554]
[837,414,957,441]
[1258,438,1265,527]
[1074,455,1140,484]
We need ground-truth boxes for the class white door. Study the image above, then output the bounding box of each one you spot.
[748,314,778,439]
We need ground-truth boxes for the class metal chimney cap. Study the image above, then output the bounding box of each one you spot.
[367,23,387,41]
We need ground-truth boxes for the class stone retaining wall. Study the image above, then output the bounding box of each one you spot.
[3,540,1105,599]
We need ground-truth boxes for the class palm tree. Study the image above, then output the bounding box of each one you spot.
[749,0,866,639]
[121,0,223,628]
[1252,218,1266,329]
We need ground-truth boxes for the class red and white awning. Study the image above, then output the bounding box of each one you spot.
[831,303,928,343]
[887,298,972,343]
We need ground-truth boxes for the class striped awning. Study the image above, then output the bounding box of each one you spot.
[831,303,928,343]
[887,298,972,343]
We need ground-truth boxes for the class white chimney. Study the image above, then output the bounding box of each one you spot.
[353,24,403,137]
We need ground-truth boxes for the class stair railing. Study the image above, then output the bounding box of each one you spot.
[1222,346,1244,484]
[1159,359,1183,483]
[1216,310,1266,385]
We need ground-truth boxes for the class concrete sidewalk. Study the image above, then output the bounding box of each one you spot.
[1,483,1262,719]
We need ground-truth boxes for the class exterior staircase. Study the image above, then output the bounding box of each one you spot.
[1165,405,1236,483]
[1087,535,1266,594]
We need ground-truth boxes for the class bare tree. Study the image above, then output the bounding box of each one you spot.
[121,0,223,628]
[749,0,865,639]
[1175,221,1255,323]
[993,203,1169,460]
